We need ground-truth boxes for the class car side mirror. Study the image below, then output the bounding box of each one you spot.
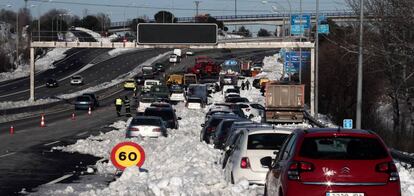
[177,117,182,120]
[260,156,272,169]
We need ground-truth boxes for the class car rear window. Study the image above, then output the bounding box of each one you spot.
[247,133,289,150]
[188,98,202,103]
[131,118,162,126]
[299,137,388,160]
[145,109,174,120]
[76,96,90,102]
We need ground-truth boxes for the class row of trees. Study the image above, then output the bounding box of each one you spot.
[318,0,414,150]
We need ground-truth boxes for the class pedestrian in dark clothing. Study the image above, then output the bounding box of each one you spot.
[124,96,131,117]
[260,85,266,96]
[114,97,123,117]
[245,80,250,90]
[241,81,245,90]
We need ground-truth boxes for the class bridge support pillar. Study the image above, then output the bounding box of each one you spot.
[30,47,35,101]
[310,48,315,116]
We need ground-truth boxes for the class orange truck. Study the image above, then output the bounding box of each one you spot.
[264,82,305,123]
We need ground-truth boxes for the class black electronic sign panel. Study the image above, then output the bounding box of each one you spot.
[137,23,217,45]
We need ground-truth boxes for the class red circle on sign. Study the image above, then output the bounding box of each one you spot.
[110,141,145,170]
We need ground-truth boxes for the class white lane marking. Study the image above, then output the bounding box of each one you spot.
[44,141,60,146]
[45,174,73,185]
[0,152,16,158]
[76,131,88,137]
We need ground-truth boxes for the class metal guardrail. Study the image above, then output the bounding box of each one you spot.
[303,111,414,165]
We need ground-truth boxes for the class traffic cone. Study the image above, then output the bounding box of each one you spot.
[40,114,46,127]
[88,106,92,115]
[71,112,76,120]
[10,126,14,135]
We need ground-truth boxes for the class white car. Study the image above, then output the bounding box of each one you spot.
[137,96,156,114]
[70,75,84,85]
[224,127,292,185]
[186,97,204,109]
[235,102,265,119]
[169,54,179,63]
[126,116,167,138]
[143,79,160,92]
[170,92,185,102]
[185,50,194,56]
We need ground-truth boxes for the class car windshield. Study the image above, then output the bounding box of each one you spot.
[145,109,174,120]
[247,133,289,150]
[299,137,388,160]
[226,89,239,93]
[141,98,155,103]
[188,98,202,103]
[146,81,158,86]
[131,118,162,126]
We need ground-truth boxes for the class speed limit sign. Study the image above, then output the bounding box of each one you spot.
[110,142,145,170]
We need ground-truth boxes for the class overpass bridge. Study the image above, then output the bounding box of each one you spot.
[109,11,362,32]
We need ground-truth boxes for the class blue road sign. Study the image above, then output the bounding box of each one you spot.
[343,119,353,129]
[291,14,311,28]
[291,25,305,35]
[285,51,311,62]
[284,61,300,73]
[318,24,329,34]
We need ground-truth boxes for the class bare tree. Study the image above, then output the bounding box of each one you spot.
[347,0,414,132]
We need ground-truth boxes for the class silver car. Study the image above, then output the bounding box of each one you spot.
[70,75,84,85]
[126,116,167,138]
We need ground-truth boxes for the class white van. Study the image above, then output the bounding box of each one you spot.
[143,79,160,92]
[173,49,182,57]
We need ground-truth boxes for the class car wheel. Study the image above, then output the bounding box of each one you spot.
[249,115,254,119]
[200,132,204,142]
[231,173,235,184]
[264,184,268,196]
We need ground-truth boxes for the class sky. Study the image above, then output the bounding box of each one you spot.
[2,0,349,22]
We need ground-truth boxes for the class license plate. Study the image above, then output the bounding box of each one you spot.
[326,193,364,196]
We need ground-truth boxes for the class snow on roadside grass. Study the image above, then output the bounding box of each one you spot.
[37,102,260,195]
[0,48,70,82]
[398,162,414,196]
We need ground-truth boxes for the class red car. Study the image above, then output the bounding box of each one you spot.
[261,128,401,196]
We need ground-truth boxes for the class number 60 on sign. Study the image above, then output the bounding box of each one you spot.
[110,142,145,170]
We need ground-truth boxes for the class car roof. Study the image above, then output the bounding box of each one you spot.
[296,128,377,138]
[210,113,240,119]
[133,116,163,120]
[245,127,293,135]
[146,107,174,111]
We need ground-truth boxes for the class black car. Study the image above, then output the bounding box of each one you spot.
[74,95,98,110]
[154,63,165,72]
[82,93,99,107]
[200,113,241,144]
[46,78,58,88]
[252,79,261,89]
[213,119,249,149]
[135,75,145,85]
[144,107,181,129]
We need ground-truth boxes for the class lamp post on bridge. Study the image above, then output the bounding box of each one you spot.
[261,0,291,40]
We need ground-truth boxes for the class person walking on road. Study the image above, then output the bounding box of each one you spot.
[114,97,123,117]
[241,81,245,90]
[245,80,250,90]
[124,96,131,117]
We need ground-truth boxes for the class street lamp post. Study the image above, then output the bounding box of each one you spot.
[356,0,364,129]
[262,0,291,39]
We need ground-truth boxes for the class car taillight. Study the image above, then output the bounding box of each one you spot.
[207,127,216,132]
[376,162,399,182]
[288,161,314,180]
[240,157,250,169]
[152,128,161,132]
[129,127,139,132]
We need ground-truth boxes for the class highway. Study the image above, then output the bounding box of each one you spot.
[0,48,275,195]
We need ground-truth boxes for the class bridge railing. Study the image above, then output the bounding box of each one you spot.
[110,11,358,28]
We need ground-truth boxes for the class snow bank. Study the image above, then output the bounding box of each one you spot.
[75,27,114,44]
[397,163,414,196]
[38,102,260,195]
[254,53,283,81]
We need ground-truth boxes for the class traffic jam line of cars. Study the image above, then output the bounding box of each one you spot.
[100,50,402,195]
